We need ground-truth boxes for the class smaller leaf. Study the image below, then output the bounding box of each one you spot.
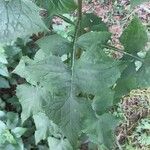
[0,76,10,88]
[11,127,26,138]
[114,62,137,103]
[83,113,118,149]
[13,55,70,91]
[92,89,114,115]
[33,112,60,144]
[120,17,148,53]
[16,84,51,123]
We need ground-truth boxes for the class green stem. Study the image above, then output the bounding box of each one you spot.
[55,14,75,25]
[71,0,82,67]
[70,0,82,94]
[103,44,144,62]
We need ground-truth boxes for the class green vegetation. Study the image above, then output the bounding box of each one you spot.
[0,0,149,149]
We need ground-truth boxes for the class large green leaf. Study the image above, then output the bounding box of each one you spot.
[36,34,72,56]
[120,17,148,53]
[48,137,73,150]
[35,0,77,15]
[76,32,120,94]
[16,84,51,123]
[0,0,47,43]
[130,0,149,7]
[15,31,121,147]
[14,55,80,146]
[83,113,118,150]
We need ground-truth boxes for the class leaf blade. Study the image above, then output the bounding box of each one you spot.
[120,17,148,53]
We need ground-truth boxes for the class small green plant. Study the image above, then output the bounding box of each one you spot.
[0,0,150,149]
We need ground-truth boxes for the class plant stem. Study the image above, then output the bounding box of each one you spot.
[70,0,82,94]
[55,14,75,25]
[71,0,82,67]
[103,44,144,62]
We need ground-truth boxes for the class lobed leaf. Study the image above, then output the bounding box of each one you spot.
[14,55,80,146]
[15,31,121,147]
[14,55,70,92]
[33,112,61,144]
[83,113,118,150]
[16,84,51,123]
[120,17,148,54]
